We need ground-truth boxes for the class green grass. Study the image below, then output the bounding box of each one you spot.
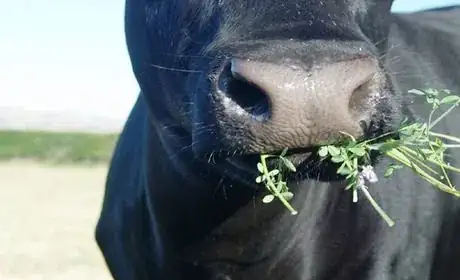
[0,130,119,165]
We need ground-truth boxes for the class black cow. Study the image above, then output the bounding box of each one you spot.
[95,1,460,279]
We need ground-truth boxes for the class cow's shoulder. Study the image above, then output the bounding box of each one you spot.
[385,10,460,277]
[418,5,460,13]
[389,5,460,54]
[392,5,460,36]
[387,6,460,96]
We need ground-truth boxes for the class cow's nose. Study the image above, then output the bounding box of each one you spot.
[216,57,380,147]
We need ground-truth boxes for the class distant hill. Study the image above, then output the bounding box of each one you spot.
[0,106,124,133]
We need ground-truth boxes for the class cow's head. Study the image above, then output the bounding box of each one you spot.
[127,0,401,180]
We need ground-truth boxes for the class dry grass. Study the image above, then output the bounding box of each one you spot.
[0,160,112,280]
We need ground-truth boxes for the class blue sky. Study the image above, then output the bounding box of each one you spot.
[1,0,459,121]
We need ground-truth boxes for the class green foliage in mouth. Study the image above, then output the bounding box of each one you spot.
[256,88,460,227]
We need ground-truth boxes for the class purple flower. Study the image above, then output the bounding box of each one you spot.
[353,165,378,203]
[360,165,379,183]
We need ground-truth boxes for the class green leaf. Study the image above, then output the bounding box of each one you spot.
[281,157,297,172]
[388,148,412,167]
[327,146,341,157]
[440,95,460,105]
[378,140,402,153]
[345,182,355,190]
[280,148,289,157]
[400,122,422,133]
[257,162,264,173]
[262,195,275,203]
[337,164,352,175]
[340,147,350,159]
[368,143,384,150]
[256,176,264,183]
[427,153,439,161]
[418,148,434,155]
[390,164,403,170]
[269,169,280,177]
[409,89,426,96]
[349,146,366,156]
[414,148,428,160]
[384,167,394,177]
[428,88,439,96]
[276,180,286,192]
[331,156,344,163]
[281,192,294,201]
[318,146,329,158]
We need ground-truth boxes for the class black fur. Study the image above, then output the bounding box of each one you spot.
[96,1,460,279]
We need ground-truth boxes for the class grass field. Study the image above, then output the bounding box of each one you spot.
[0,130,119,164]
[0,131,118,279]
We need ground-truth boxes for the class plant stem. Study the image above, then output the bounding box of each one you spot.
[396,147,442,177]
[359,185,395,227]
[429,101,460,129]
[260,155,298,215]
[385,149,460,197]
[444,144,460,148]
[426,140,454,189]
[429,132,460,144]
[398,146,460,174]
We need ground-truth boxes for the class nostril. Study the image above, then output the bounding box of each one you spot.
[217,61,271,121]
[348,77,374,119]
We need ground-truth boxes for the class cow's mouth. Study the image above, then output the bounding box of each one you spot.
[222,145,347,184]
[216,125,399,184]
[201,109,401,186]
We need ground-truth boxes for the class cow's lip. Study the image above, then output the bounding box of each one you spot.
[210,119,400,183]
[222,145,359,185]
[220,133,395,183]
[223,146,320,178]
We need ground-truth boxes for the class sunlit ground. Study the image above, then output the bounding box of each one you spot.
[0,161,112,280]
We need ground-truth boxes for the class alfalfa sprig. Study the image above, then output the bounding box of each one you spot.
[316,132,397,227]
[256,88,460,226]
[256,148,298,215]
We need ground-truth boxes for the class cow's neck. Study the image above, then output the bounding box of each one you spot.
[180,171,384,279]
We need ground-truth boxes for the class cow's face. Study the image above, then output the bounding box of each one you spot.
[137,0,399,179]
